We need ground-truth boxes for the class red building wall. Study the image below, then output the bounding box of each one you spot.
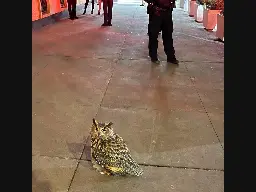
[32,0,86,21]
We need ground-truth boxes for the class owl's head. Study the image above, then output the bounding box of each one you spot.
[91,118,114,140]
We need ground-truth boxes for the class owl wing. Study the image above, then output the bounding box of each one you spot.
[102,134,140,175]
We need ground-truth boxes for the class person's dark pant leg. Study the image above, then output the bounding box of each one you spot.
[83,0,89,14]
[107,0,113,24]
[91,0,95,12]
[103,0,108,24]
[71,2,77,17]
[162,11,175,58]
[148,13,152,34]
[68,2,73,18]
[148,14,162,59]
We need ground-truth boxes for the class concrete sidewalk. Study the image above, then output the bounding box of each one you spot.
[32,2,224,192]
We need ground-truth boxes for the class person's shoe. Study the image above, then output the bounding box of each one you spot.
[167,57,179,64]
[151,57,160,64]
[98,11,100,15]
[108,22,112,26]
[91,10,93,14]
[74,16,79,19]
[82,10,86,15]
[69,16,74,20]
[101,23,109,26]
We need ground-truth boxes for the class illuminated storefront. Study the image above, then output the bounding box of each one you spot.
[32,0,86,21]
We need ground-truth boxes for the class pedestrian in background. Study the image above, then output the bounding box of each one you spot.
[67,0,78,20]
[83,0,95,14]
[102,0,113,26]
[145,0,179,64]
[98,0,102,15]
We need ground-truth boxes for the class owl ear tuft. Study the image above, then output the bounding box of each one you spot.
[93,118,98,128]
[106,122,113,127]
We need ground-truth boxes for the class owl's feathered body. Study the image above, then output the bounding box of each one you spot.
[90,119,143,176]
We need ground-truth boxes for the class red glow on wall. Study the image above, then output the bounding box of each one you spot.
[32,0,68,21]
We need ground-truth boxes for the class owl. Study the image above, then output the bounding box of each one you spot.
[90,118,143,176]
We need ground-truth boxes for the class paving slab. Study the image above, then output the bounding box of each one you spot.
[101,60,204,112]
[32,156,78,192]
[82,107,224,169]
[186,61,224,90]
[32,56,115,158]
[69,161,224,192]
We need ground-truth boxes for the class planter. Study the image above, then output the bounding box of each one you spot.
[194,4,203,22]
[203,8,221,30]
[189,1,197,17]
[184,0,189,12]
[216,14,224,41]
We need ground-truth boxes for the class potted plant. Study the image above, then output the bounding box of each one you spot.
[189,0,197,17]
[203,0,223,30]
[194,0,204,22]
[184,0,189,12]
[216,8,224,41]
[180,0,185,8]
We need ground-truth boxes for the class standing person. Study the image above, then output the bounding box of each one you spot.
[145,0,179,64]
[98,0,102,15]
[102,0,113,26]
[83,0,95,14]
[67,0,78,20]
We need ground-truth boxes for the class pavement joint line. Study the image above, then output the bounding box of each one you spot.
[138,163,224,172]
[35,53,224,64]
[184,63,224,150]
[67,161,80,192]
[67,136,90,192]
[32,154,223,172]
[175,31,224,44]
[118,57,224,63]
[39,53,118,60]
[100,106,208,114]
[32,154,79,161]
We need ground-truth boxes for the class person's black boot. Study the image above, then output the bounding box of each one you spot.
[108,21,112,26]
[69,11,74,20]
[73,13,78,19]
[72,9,78,19]
[167,56,179,64]
[150,57,160,64]
[101,23,109,26]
